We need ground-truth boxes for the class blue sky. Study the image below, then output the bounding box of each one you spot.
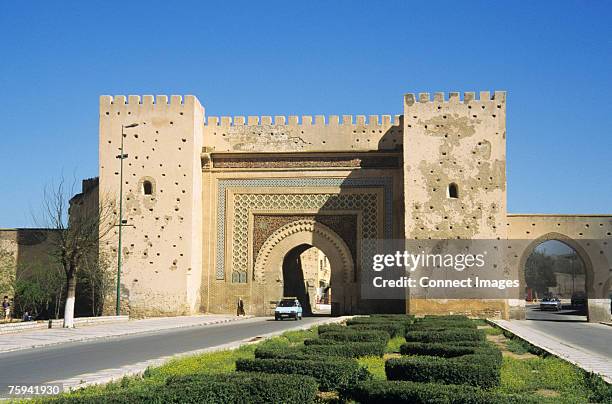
[0,1,610,227]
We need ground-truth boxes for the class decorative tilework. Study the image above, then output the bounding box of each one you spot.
[216,178,393,280]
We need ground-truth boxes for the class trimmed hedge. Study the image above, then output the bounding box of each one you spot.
[347,316,411,325]
[400,342,488,357]
[341,380,539,404]
[255,341,386,358]
[235,358,370,391]
[348,323,405,337]
[254,345,315,360]
[347,316,413,330]
[50,389,159,404]
[52,372,319,404]
[370,314,415,319]
[164,372,318,403]
[385,355,501,388]
[317,324,348,334]
[303,341,386,357]
[405,329,485,343]
[319,330,390,344]
[423,315,470,321]
[406,322,477,331]
[303,338,341,346]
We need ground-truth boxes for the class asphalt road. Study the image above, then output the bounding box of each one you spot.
[0,317,323,394]
[525,304,587,322]
[523,305,611,359]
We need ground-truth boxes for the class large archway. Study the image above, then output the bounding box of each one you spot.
[281,245,331,316]
[518,232,596,321]
[523,239,587,321]
[253,220,355,316]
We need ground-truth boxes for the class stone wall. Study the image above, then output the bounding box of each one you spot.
[203,115,403,153]
[0,229,59,298]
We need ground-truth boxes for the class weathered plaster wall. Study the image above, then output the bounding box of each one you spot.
[99,95,203,317]
[203,115,403,152]
[508,214,612,322]
[403,91,508,317]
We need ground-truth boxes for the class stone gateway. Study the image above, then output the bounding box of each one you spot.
[97,92,611,321]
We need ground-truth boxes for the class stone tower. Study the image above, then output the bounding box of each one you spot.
[99,95,203,316]
[403,91,508,316]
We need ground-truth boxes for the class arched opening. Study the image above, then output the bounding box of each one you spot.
[448,183,459,199]
[281,245,331,316]
[142,180,153,195]
[253,220,354,317]
[524,239,587,322]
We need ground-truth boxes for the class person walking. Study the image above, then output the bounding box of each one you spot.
[237,297,245,316]
[2,296,11,322]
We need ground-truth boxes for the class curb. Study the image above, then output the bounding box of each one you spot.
[52,316,352,392]
[0,316,253,355]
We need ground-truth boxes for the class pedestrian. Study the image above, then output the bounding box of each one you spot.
[2,296,10,322]
[237,297,245,316]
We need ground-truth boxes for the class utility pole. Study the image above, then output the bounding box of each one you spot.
[115,123,138,315]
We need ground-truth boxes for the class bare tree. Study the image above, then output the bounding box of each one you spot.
[39,177,115,328]
[80,249,114,316]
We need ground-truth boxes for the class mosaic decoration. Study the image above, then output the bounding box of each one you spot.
[252,214,357,267]
[216,178,393,280]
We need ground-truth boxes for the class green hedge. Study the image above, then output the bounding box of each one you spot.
[341,380,539,404]
[303,341,386,357]
[165,372,318,403]
[235,358,370,391]
[319,330,390,344]
[347,316,412,324]
[317,324,349,334]
[52,372,319,404]
[254,345,315,360]
[400,342,486,357]
[423,315,470,321]
[370,314,415,319]
[303,338,341,346]
[255,340,386,359]
[348,323,405,337]
[405,329,485,343]
[406,322,477,331]
[385,355,500,388]
[50,389,158,404]
[347,316,413,329]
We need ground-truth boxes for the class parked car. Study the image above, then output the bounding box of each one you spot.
[571,291,587,308]
[540,297,562,311]
[274,297,303,321]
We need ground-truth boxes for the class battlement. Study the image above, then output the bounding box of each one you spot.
[100,94,199,108]
[204,113,403,153]
[405,91,506,105]
[205,114,402,128]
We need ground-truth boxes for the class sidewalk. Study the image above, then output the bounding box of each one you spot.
[0,314,251,354]
[491,319,612,383]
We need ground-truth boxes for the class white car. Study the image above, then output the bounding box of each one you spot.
[274,297,303,320]
[540,297,562,311]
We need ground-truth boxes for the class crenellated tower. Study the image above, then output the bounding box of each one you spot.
[403,91,508,316]
[99,95,203,317]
